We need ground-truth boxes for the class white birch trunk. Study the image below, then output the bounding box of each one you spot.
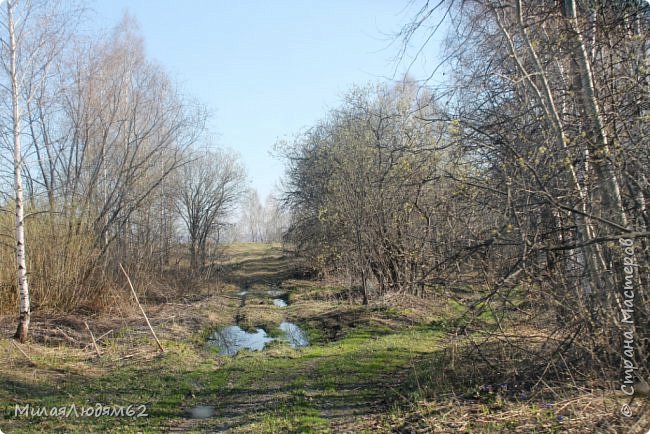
[497,1,603,299]
[564,0,628,230]
[7,0,31,343]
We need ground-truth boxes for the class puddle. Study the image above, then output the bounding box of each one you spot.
[273,298,287,307]
[279,321,309,348]
[207,326,273,356]
[214,286,306,355]
[188,405,215,419]
[208,322,309,355]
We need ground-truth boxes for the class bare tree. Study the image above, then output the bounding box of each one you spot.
[262,194,288,243]
[0,0,79,341]
[3,0,30,342]
[282,81,450,301]
[394,0,649,380]
[0,9,208,318]
[241,189,264,242]
[175,149,247,271]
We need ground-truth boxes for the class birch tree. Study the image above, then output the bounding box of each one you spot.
[0,9,209,318]
[0,0,76,341]
[2,0,30,342]
[396,0,649,376]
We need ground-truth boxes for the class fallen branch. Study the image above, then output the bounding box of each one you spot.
[215,294,244,301]
[119,263,165,353]
[54,326,79,344]
[82,330,113,352]
[84,321,101,358]
[114,350,148,362]
[95,329,114,342]
[116,352,139,361]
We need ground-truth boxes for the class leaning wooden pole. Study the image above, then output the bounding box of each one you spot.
[119,263,165,353]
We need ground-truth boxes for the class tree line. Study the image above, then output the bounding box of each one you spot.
[282,0,648,382]
[0,1,247,342]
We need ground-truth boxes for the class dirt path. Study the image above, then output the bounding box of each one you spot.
[0,244,445,433]
[167,244,443,433]
[1,244,630,432]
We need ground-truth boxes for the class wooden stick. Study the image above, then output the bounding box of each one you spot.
[11,340,35,365]
[54,326,79,344]
[116,353,139,361]
[84,321,101,358]
[82,330,112,352]
[94,329,114,342]
[216,295,243,301]
[119,263,165,353]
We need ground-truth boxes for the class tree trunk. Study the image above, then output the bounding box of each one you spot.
[8,0,31,343]
[190,239,198,271]
[504,0,606,305]
[563,0,627,230]
[563,0,629,314]
[360,267,369,306]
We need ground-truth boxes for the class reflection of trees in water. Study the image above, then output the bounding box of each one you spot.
[209,326,273,356]
[209,323,309,355]
[279,322,309,348]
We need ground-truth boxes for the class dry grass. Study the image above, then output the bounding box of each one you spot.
[376,391,648,433]
[0,243,646,433]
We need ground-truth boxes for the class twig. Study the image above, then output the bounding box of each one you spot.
[54,327,79,344]
[119,263,165,353]
[82,330,113,352]
[84,321,101,358]
[115,351,143,361]
[11,340,35,365]
[95,329,114,342]
[215,294,244,301]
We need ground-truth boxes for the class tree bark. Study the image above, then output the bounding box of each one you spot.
[7,0,31,343]
[563,0,628,230]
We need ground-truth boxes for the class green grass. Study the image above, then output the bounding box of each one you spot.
[1,311,446,433]
[1,244,618,433]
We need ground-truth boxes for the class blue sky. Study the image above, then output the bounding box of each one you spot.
[91,1,444,201]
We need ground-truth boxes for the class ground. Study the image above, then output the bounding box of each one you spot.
[0,244,646,433]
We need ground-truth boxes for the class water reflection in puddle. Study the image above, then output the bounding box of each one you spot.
[189,405,215,419]
[272,298,287,307]
[279,321,309,348]
[208,326,273,356]
[208,322,309,355]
